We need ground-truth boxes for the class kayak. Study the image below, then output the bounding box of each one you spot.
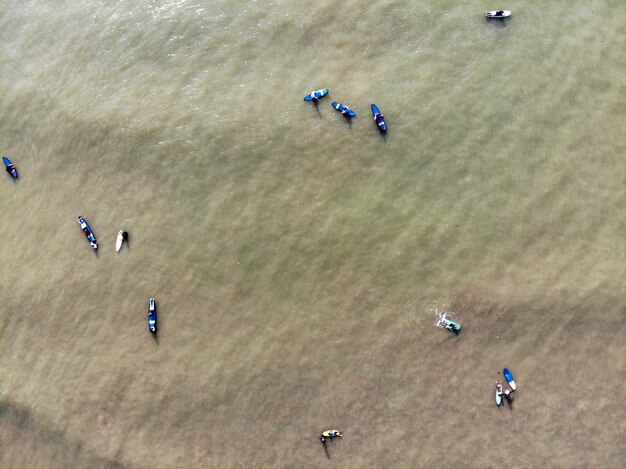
[495,382,503,406]
[332,102,356,117]
[148,298,157,333]
[77,216,98,250]
[371,104,387,132]
[485,10,511,18]
[304,88,329,101]
[3,156,18,178]
[503,368,516,390]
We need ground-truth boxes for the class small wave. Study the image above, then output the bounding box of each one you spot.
[432,308,456,328]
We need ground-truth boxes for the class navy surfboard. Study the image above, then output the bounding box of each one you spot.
[77,216,98,250]
[148,298,157,333]
[3,156,18,178]
[371,104,387,132]
[304,88,329,101]
[332,102,356,117]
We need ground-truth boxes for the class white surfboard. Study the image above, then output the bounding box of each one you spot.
[485,10,511,18]
[116,230,124,252]
[495,382,503,406]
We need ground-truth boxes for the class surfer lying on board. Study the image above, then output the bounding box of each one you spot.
[320,430,342,443]
[5,164,14,174]
[495,382,503,396]
[310,92,318,102]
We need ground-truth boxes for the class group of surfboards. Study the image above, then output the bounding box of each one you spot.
[75,217,158,332]
[304,89,387,133]
[436,315,517,406]
[3,160,158,333]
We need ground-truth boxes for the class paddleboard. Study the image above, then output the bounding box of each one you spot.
[148,298,157,333]
[3,156,18,178]
[485,10,511,18]
[304,88,329,101]
[503,368,516,390]
[116,231,124,252]
[332,102,356,117]
[77,216,98,250]
[371,104,387,132]
[442,317,461,333]
[495,382,503,406]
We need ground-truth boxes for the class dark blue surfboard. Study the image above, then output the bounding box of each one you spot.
[148,298,157,333]
[77,216,98,250]
[3,156,18,178]
[304,88,329,101]
[332,102,356,117]
[371,104,387,132]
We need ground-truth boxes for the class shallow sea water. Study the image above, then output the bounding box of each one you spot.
[1,1,624,467]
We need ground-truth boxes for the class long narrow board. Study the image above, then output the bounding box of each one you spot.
[116,231,124,252]
[3,156,18,178]
[371,104,387,132]
[332,102,356,117]
[485,10,511,18]
[304,88,329,101]
[495,383,503,406]
[503,368,516,390]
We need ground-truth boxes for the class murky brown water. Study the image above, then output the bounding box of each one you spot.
[1,1,624,467]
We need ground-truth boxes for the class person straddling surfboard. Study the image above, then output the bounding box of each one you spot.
[320,429,342,444]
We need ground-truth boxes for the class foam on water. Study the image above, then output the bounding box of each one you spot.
[433,308,458,329]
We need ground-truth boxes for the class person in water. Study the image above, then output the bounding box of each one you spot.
[320,430,342,442]
[496,381,503,398]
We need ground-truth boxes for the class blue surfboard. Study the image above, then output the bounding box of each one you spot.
[304,88,329,101]
[332,101,356,117]
[3,156,18,178]
[503,368,516,390]
[148,298,157,333]
[371,104,387,132]
[77,216,98,250]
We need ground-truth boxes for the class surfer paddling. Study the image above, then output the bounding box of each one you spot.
[320,429,342,444]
